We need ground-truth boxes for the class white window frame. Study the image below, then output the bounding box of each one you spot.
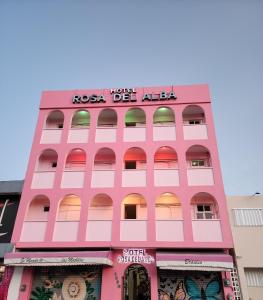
[245,269,263,287]
[195,204,214,219]
[232,208,263,226]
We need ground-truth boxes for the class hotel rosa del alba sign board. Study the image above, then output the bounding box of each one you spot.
[72,88,177,104]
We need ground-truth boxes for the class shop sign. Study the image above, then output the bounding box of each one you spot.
[72,88,177,104]
[117,248,154,264]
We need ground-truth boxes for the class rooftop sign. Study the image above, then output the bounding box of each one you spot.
[72,88,177,104]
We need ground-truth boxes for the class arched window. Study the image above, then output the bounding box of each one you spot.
[65,149,86,170]
[36,149,58,171]
[191,193,219,219]
[57,194,81,221]
[153,107,175,125]
[125,108,146,127]
[71,110,90,128]
[45,110,64,129]
[154,146,177,169]
[186,145,211,167]
[122,193,147,219]
[124,147,146,170]
[97,109,117,127]
[94,148,115,170]
[89,194,113,220]
[155,193,182,219]
[182,105,205,124]
[26,195,50,221]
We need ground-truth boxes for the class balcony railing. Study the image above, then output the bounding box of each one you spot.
[31,171,55,189]
[91,170,115,187]
[95,127,117,142]
[122,170,146,187]
[183,124,208,140]
[40,128,62,144]
[154,169,179,186]
[153,124,176,141]
[187,167,214,186]
[67,128,89,143]
[120,220,147,241]
[53,221,79,241]
[156,220,184,241]
[20,221,47,242]
[86,220,112,241]
[192,219,222,242]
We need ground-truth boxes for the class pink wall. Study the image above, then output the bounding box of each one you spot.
[12,84,233,250]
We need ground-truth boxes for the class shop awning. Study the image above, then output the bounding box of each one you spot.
[4,251,113,267]
[156,252,233,272]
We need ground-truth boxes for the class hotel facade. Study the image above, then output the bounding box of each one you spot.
[6,85,235,300]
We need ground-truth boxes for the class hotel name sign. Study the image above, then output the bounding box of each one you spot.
[72,88,177,104]
[118,248,154,264]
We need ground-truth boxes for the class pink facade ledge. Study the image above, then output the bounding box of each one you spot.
[156,220,184,241]
[192,220,223,242]
[95,128,116,142]
[31,171,55,189]
[91,170,115,187]
[4,251,113,266]
[154,169,179,186]
[53,221,79,241]
[67,128,89,143]
[40,129,62,144]
[156,252,233,271]
[86,220,112,241]
[123,127,146,141]
[122,170,146,187]
[20,221,47,242]
[153,125,176,141]
[187,168,214,186]
[61,171,85,188]
[183,124,208,140]
[120,220,147,241]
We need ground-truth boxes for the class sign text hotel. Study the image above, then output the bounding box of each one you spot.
[72,88,177,104]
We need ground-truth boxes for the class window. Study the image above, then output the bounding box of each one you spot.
[51,162,57,168]
[245,269,263,287]
[125,204,136,219]
[189,120,201,125]
[125,122,137,127]
[232,208,263,226]
[196,204,213,219]
[191,159,205,167]
[125,161,137,169]
[43,206,50,212]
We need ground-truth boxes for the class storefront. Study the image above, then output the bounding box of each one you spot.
[5,251,112,300]
[5,249,234,300]
[156,252,234,300]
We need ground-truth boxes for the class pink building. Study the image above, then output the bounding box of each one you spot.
[6,85,234,300]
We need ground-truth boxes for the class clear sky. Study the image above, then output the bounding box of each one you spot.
[0,0,262,195]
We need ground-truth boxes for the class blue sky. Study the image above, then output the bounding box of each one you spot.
[0,0,262,195]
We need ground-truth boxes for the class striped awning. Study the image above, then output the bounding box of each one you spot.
[4,251,113,267]
[156,252,233,271]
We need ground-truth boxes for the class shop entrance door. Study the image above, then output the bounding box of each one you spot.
[123,264,151,300]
